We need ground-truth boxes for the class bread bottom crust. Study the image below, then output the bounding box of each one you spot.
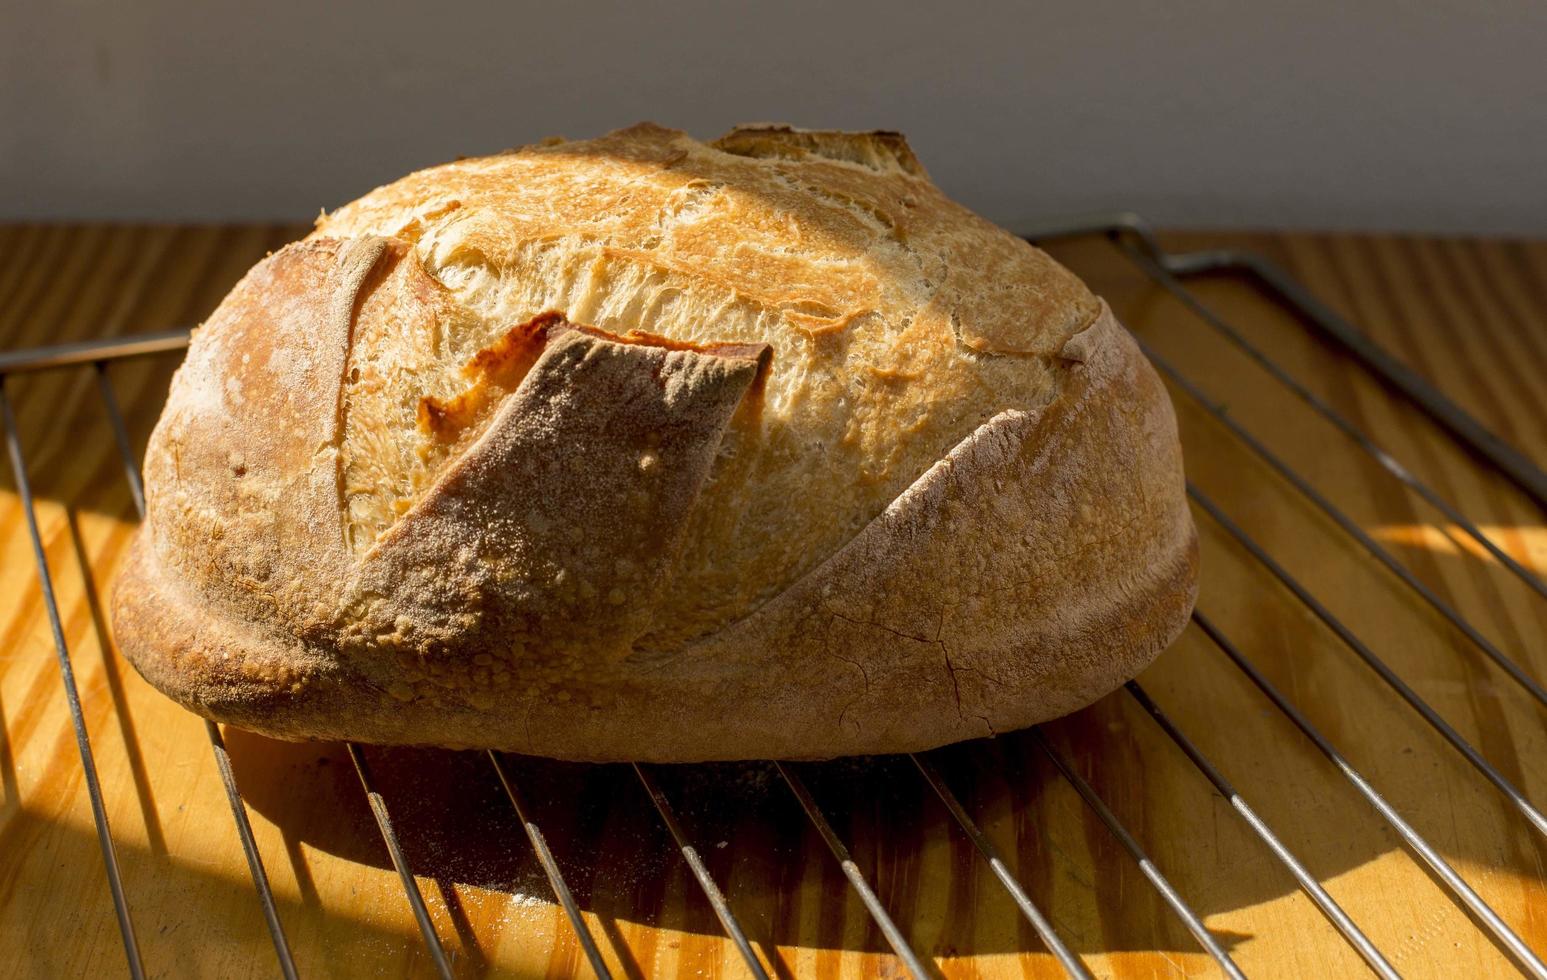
[114,526,1195,761]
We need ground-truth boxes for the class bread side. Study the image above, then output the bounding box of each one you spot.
[115,295,1195,760]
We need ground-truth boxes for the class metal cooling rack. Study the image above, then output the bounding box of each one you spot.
[5,213,1546,979]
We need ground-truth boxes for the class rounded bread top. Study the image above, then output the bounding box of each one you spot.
[296,123,1099,647]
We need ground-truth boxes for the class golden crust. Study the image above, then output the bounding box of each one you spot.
[111,123,1197,761]
[315,123,1102,642]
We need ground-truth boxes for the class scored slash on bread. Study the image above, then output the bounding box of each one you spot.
[111,124,1197,761]
[416,311,772,443]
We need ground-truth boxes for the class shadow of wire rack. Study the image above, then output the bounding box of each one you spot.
[4,214,1547,979]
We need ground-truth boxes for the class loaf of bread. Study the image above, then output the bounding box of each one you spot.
[111,123,1197,761]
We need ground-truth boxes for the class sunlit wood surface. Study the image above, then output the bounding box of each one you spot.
[1,224,1545,978]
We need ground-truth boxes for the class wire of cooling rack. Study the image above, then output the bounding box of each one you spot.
[633,764,771,979]
[5,214,1545,978]
[1115,242,1547,601]
[908,753,1094,979]
[347,744,455,978]
[1121,679,1399,978]
[1188,482,1547,840]
[774,761,936,977]
[1030,727,1249,979]
[1,384,144,979]
[1191,611,1547,979]
[488,751,614,979]
[1137,334,1547,708]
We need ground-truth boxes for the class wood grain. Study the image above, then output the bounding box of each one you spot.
[1,223,1544,979]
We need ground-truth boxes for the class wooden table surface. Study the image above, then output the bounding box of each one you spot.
[1,224,1544,979]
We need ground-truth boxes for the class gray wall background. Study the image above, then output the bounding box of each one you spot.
[4,0,1545,234]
